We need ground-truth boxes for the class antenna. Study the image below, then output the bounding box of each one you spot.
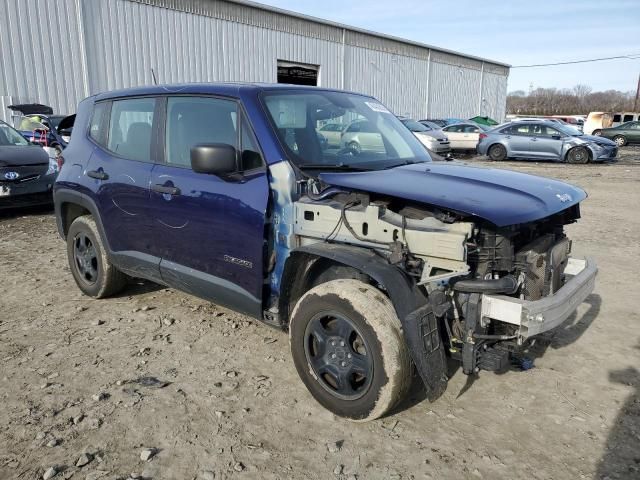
[151,68,158,86]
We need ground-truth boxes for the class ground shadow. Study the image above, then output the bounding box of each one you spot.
[596,341,640,479]
[110,278,165,299]
[0,203,53,221]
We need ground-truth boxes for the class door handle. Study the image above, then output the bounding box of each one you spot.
[152,184,181,196]
[87,170,108,180]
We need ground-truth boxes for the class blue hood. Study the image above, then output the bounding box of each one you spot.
[318,162,586,227]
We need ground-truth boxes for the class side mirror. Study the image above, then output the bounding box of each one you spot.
[191,143,237,175]
[551,135,562,140]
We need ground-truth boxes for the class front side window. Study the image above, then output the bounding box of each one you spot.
[165,96,238,168]
[0,121,29,146]
[613,114,622,122]
[107,98,156,162]
[262,91,430,171]
[444,125,461,133]
[623,114,634,122]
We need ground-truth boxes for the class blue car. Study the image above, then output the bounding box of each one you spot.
[54,83,597,421]
[8,104,75,156]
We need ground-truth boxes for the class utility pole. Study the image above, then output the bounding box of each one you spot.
[634,73,640,112]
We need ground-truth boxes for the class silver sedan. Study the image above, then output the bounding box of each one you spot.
[477,120,618,164]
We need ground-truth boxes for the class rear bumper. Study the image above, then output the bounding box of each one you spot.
[480,257,597,342]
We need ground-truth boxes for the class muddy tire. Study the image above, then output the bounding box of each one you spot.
[290,279,412,421]
[488,143,507,161]
[613,135,627,147]
[66,215,127,298]
[566,146,590,164]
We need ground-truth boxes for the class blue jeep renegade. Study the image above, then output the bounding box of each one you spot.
[54,83,597,420]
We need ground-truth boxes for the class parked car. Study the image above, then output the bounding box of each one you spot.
[340,119,385,153]
[0,119,60,209]
[418,118,450,127]
[441,122,490,150]
[8,104,74,156]
[477,120,618,163]
[317,123,345,148]
[54,84,597,421]
[584,111,640,135]
[596,121,640,146]
[400,118,450,154]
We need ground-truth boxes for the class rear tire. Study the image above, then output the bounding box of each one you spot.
[488,144,507,161]
[290,279,411,421]
[66,215,127,298]
[566,146,590,164]
[613,135,627,147]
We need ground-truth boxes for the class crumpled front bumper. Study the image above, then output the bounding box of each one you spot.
[480,257,597,343]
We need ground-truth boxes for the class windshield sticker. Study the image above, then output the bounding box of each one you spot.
[365,102,391,114]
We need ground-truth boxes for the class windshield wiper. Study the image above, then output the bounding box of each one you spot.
[383,160,428,170]
[298,164,369,171]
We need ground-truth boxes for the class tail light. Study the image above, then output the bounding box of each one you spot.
[56,155,65,170]
[479,133,488,140]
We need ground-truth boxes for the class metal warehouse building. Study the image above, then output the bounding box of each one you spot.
[0,0,510,123]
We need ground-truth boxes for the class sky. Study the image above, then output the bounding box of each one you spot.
[258,0,640,94]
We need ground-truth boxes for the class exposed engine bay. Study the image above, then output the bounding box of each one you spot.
[293,185,585,375]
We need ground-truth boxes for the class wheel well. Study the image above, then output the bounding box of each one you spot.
[279,253,374,327]
[565,145,593,162]
[487,142,506,155]
[60,202,91,237]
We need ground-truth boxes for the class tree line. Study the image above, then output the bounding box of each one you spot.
[507,85,637,116]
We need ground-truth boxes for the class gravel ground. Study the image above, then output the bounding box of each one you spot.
[1,148,639,480]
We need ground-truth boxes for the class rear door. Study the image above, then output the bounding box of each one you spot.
[442,125,464,149]
[461,124,481,149]
[503,124,532,156]
[85,97,160,279]
[148,95,269,318]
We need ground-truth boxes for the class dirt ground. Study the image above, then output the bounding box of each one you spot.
[1,149,639,480]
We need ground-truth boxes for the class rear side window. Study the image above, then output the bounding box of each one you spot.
[613,114,622,122]
[107,98,156,162]
[165,96,238,168]
[623,114,634,122]
[89,102,109,146]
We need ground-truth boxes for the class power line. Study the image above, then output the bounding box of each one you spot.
[512,54,640,68]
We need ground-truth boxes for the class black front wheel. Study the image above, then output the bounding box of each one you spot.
[566,146,590,164]
[290,279,412,421]
[66,216,127,298]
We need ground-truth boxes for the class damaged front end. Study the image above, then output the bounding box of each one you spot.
[291,178,597,388]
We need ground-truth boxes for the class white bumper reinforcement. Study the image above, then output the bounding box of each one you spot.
[480,257,597,342]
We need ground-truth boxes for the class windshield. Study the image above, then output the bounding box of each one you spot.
[262,91,431,170]
[0,122,29,146]
[555,123,584,136]
[401,119,429,132]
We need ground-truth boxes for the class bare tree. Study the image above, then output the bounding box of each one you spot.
[507,85,635,115]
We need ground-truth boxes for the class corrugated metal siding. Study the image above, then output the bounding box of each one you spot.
[344,46,430,119]
[0,0,87,121]
[0,0,508,123]
[83,0,343,93]
[428,61,482,119]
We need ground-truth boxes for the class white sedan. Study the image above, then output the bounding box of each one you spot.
[442,122,488,151]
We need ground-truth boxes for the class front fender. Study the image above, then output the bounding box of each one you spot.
[285,242,448,399]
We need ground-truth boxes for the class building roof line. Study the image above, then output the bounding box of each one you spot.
[225,0,511,68]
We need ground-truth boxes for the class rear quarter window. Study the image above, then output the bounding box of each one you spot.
[89,102,110,147]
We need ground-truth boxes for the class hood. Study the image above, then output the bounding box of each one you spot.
[577,134,616,146]
[318,162,587,227]
[0,145,49,167]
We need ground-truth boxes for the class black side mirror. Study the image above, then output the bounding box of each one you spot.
[191,143,237,175]
[551,135,562,140]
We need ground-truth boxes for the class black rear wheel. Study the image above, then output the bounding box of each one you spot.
[66,216,127,298]
[488,144,507,161]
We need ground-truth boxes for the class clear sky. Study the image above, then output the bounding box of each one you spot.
[258,0,640,93]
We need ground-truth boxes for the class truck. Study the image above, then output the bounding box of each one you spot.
[53,83,597,421]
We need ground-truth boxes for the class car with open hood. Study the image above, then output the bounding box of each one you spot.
[8,104,75,156]
[54,84,597,421]
[0,119,60,209]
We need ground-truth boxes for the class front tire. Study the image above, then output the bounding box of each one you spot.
[290,279,411,421]
[66,215,127,298]
[613,135,627,147]
[488,143,507,161]
[566,146,590,164]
